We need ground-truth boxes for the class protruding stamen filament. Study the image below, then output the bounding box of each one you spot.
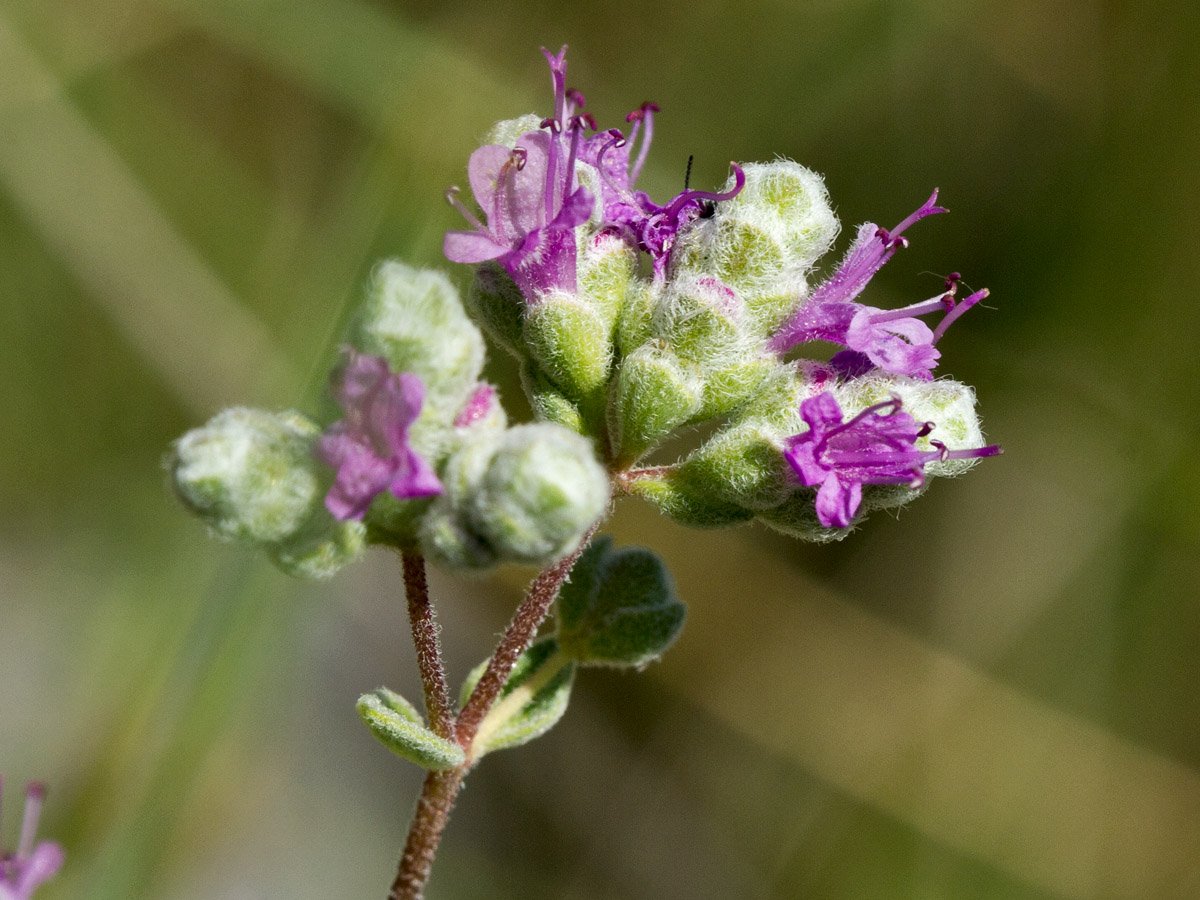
[445,187,488,234]
[564,119,587,195]
[541,45,568,127]
[596,129,636,201]
[629,101,660,185]
[932,288,988,343]
[891,188,948,238]
[18,782,46,860]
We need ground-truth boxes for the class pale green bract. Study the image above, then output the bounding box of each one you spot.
[356,688,466,771]
[460,638,575,758]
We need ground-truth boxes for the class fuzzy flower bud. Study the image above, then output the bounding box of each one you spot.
[172,407,325,544]
[348,261,486,417]
[170,407,367,578]
[610,342,704,464]
[522,289,613,406]
[421,424,609,569]
[672,160,839,329]
[653,274,749,370]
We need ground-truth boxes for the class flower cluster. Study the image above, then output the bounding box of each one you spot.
[444,46,998,533]
[0,780,63,900]
[169,45,1000,579]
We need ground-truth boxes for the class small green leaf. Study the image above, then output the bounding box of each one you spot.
[356,688,465,771]
[556,538,687,668]
[460,637,575,758]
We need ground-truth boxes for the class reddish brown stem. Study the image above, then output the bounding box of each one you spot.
[401,549,455,741]
[455,525,597,753]
[387,529,597,900]
[388,769,464,900]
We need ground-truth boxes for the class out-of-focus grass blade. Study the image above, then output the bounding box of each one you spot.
[150,0,530,158]
[0,14,298,415]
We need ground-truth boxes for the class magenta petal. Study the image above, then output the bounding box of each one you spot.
[444,230,507,264]
[783,440,826,487]
[315,426,360,469]
[332,352,390,408]
[12,842,65,898]
[815,473,859,528]
[552,185,595,228]
[318,352,443,520]
[800,391,844,433]
[467,144,519,210]
[494,131,551,238]
[325,453,393,520]
[390,451,444,500]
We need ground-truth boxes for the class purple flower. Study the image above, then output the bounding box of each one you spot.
[1,780,64,900]
[443,46,595,300]
[444,46,746,290]
[316,351,443,520]
[768,193,988,380]
[590,125,745,278]
[782,391,1001,528]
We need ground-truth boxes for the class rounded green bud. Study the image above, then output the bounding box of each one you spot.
[653,274,749,370]
[674,215,789,294]
[420,424,609,570]
[676,419,794,511]
[523,290,612,405]
[626,468,754,529]
[468,424,610,564]
[736,361,809,429]
[610,343,703,464]
[616,279,658,356]
[520,361,586,434]
[755,492,845,543]
[418,434,501,569]
[171,407,366,577]
[467,262,527,358]
[171,407,321,544]
[671,162,838,324]
[349,261,485,417]
[269,515,367,579]
[556,537,686,669]
[577,231,637,330]
[695,356,776,420]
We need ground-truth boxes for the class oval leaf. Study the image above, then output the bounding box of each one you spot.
[356,688,465,771]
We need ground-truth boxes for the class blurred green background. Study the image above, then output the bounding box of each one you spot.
[2,0,1199,898]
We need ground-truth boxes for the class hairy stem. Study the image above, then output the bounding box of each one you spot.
[388,529,597,900]
[454,526,597,753]
[402,549,455,740]
[388,769,464,900]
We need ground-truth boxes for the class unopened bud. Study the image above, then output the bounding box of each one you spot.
[349,261,485,417]
[610,343,703,464]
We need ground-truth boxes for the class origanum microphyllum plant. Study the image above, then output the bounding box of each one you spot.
[169,46,1000,899]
